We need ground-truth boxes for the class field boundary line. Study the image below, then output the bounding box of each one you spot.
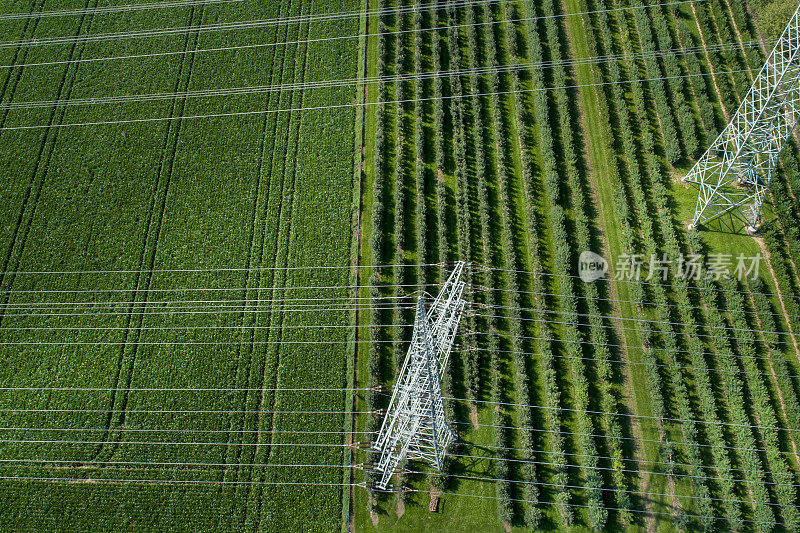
[344,0,369,528]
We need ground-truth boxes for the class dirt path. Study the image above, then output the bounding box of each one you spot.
[722,0,753,71]
[755,237,800,364]
[744,288,800,466]
[691,2,731,122]
[768,205,800,287]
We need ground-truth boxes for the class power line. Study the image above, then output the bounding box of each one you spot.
[463,342,800,386]
[0,388,364,394]
[0,261,792,306]
[0,303,400,314]
[403,486,784,528]
[0,292,412,305]
[0,371,795,454]
[0,0,698,50]
[0,408,369,414]
[0,0,501,23]
[462,440,793,481]
[0,386,366,391]
[471,309,795,344]
[0,418,788,463]
[4,442,794,492]
[0,68,757,131]
[0,263,433,276]
[0,476,363,486]
[0,275,795,325]
[448,397,800,436]
[404,469,782,510]
[480,277,800,324]
[0,0,247,20]
[1,327,795,385]
[0,428,374,435]
[1,277,793,323]
[0,39,758,111]
[446,452,800,490]
[475,263,800,304]
[0,339,407,346]
[0,439,351,447]
[0,304,413,319]
[471,300,800,340]
[0,293,412,306]
[0,281,430,294]
[451,419,798,460]
[0,459,352,468]
[0,300,408,313]
[0,323,410,332]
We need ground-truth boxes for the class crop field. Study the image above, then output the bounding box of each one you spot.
[3,0,800,531]
[0,0,359,530]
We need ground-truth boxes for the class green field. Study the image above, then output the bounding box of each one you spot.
[3,0,800,530]
[0,0,358,529]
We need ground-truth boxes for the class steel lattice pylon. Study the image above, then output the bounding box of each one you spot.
[371,262,466,491]
[683,3,800,231]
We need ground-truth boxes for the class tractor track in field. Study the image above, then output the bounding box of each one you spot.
[214,4,289,527]
[254,6,312,528]
[0,0,98,333]
[97,2,204,463]
[0,0,45,124]
[235,12,312,512]
[218,0,290,487]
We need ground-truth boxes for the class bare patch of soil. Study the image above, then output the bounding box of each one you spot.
[429,486,441,512]
[469,402,479,429]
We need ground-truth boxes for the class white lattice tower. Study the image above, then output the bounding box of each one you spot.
[371,262,466,491]
[683,3,800,231]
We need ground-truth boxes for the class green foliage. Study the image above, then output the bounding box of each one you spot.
[756,0,799,39]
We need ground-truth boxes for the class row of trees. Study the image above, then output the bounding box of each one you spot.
[463,3,516,523]
[628,5,682,164]
[516,0,580,524]
[443,1,481,401]
[688,231,778,529]
[671,9,720,141]
[702,7,800,529]
[584,0,697,524]
[580,0,800,528]
[720,276,799,530]
[596,0,754,525]
[365,0,800,526]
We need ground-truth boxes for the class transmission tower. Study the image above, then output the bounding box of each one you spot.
[682,3,800,232]
[371,262,466,491]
